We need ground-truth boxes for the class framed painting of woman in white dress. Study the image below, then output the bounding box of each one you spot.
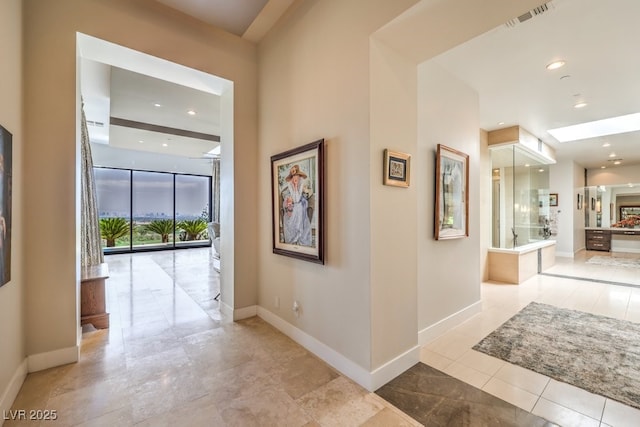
[271,139,324,264]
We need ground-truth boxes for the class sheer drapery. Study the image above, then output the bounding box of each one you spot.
[212,159,220,223]
[81,102,104,267]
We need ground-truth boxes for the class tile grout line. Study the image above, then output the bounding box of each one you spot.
[539,272,640,289]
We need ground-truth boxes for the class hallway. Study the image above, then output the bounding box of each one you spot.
[7,248,640,425]
[6,248,418,426]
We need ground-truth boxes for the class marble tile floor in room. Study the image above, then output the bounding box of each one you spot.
[543,250,640,287]
[6,248,420,426]
[7,248,640,426]
[421,249,640,427]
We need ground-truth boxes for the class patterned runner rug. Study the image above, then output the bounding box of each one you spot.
[586,255,640,268]
[473,302,640,410]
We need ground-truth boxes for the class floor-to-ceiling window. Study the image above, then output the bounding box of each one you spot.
[96,167,211,253]
[175,174,211,246]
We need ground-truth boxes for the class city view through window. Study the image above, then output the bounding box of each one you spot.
[95,167,212,253]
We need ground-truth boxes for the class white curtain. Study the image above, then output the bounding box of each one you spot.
[212,159,220,223]
[81,101,104,267]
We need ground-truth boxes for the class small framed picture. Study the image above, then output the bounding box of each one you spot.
[383,149,411,187]
[549,193,558,207]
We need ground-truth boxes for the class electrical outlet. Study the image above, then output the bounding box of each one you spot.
[292,300,300,317]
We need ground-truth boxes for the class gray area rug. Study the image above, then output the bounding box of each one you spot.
[586,255,640,268]
[473,302,640,409]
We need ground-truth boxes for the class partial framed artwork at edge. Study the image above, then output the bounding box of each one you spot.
[0,124,12,287]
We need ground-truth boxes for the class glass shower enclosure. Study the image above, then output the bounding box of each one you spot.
[491,145,551,249]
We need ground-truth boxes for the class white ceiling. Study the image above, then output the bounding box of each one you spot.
[85,0,640,173]
[432,0,640,170]
[81,1,295,164]
[156,0,269,37]
[155,0,295,43]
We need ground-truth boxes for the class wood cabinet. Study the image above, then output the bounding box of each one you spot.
[81,263,110,329]
[586,229,611,251]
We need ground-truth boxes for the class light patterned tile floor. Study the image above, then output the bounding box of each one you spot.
[422,249,640,427]
[8,248,640,426]
[6,248,420,427]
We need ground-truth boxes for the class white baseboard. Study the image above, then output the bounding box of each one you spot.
[0,359,27,422]
[220,303,258,321]
[27,346,79,373]
[220,302,233,320]
[257,306,419,392]
[233,305,257,320]
[418,301,482,346]
[369,345,420,391]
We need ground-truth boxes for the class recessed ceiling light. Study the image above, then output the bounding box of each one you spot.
[614,160,622,165]
[525,164,530,168]
[546,60,566,70]
[574,102,588,109]
[601,166,606,169]
[548,112,640,142]
[138,140,144,143]
[162,143,168,147]
[602,142,610,147]
[498,122,505,126]
[153,103,162,107]
[187,109,197,115]
[538,168,545,173]
[609,153,616,158]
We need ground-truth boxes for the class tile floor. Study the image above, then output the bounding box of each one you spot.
[6,248,419,426]
[376,363,553,426]
[7,248,640,426]
[421,250,640,427]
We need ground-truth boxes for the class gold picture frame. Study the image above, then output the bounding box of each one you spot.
[383,149,411,187]
[435,144,469,240]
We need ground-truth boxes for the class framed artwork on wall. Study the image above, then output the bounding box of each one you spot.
[435,144,469,240]
[0,124,12,287]
[383,149,411,187]
[549,193,558,207]
[271,139,325,264]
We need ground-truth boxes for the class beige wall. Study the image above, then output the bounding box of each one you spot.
[587,164,640,187]
[258,0,418,372]
[369,40,419,370]
[23,0,258,360]
[416,61,481,328]
[15,0,559,399]
[0,0,25,411]
[550,160,586,256]
[257,0,545,379]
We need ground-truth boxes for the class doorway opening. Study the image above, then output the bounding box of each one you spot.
[77,33,233,335]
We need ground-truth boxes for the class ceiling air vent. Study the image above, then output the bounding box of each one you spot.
[505,2,554,28]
